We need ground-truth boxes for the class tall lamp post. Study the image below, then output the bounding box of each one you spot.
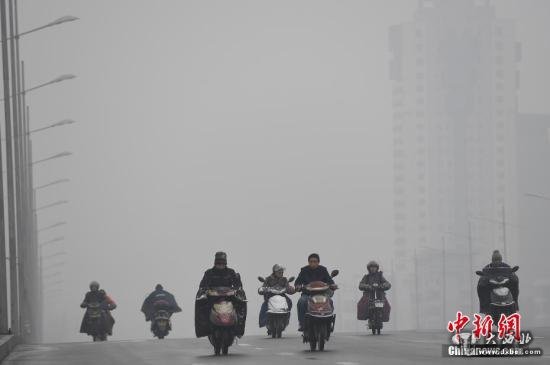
[34,178,70,191]
[1,0,78,341]
[0,0,12,335]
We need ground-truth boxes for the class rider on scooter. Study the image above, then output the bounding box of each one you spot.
[294,253,336,331]
[258,264,294,333]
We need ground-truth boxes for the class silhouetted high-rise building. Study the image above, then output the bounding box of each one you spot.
[516,113,550,327]
[389,0,521,329]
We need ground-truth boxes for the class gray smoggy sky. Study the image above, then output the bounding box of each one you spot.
[12,0,550,342]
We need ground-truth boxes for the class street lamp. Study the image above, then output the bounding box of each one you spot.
[39,237,64,247]
[469,210,519,261]
[1,15,79,41]
[30,119,76,134]
[42,252,66,260]
[43,280,63,287]
[0,74,76,101]
[32,151,72,165]
[34,179,70,191]
[37,222,67,233]
[34,200,69,212]
[41,271,61,280]
[525,193,550,201]
[42,262,64,271]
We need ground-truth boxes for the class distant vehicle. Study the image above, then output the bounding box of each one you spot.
[257,276,295,338]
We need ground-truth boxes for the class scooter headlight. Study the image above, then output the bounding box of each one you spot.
[494,287,510,296]
[311,295,327,304]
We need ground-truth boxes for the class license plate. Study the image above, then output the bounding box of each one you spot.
[375,301,384,308]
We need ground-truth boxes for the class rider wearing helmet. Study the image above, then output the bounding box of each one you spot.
[258,264,294,332]
[358,261,391,293]
[79,282,117,336]
[357,261,391,324]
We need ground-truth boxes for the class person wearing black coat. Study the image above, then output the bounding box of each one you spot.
[195,252,247,338]
[294,253,336,331]
[79,282,116,336]
[477,250,519,314]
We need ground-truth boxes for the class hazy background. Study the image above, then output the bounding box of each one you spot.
[15,0,550,342]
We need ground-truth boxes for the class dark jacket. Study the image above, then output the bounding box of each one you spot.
[359,271,391,300]
[141,289,182,321]
[80,290,106,308]
[199,267,243,289]
[295,265,334,287]
[477,262,519,313]
[195,266,247,338]
[79,290,116,335]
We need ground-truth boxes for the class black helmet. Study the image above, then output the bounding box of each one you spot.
[155,284,163,290]
[367,261,379,271]
[215,251,227,264]
[89,281,100,290]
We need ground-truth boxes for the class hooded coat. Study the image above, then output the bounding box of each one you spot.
[141,289,182,321]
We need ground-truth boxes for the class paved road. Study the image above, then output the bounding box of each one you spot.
[3,329,548,365]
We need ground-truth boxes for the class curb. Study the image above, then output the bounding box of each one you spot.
[0,335,20,363]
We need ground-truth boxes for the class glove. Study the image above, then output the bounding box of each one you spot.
[258,287,266,295]
[329,284,338,290]
[294,284,302,292]
[80,303,87,308]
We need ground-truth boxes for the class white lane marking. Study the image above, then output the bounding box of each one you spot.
[276,352,295,356]
[238,343,251,346]
[254,347,264,350]
[336,362,359,365]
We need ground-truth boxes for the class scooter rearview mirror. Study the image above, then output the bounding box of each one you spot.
[512,266,519,272]
[475,270,484,276]
[288,276,295,283]
[257,276,265,282]
[330,269,339,278]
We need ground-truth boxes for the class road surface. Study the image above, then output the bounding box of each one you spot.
[3,329,548,365]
